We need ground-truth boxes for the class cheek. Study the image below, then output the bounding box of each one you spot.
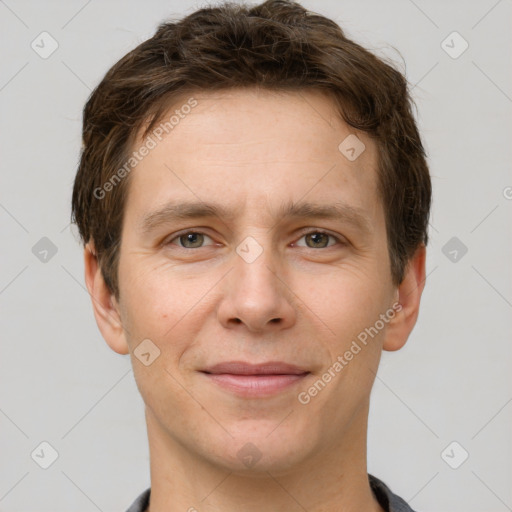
[303,275,388,398]
[299,267,387,336]
[131,354,201,441]
[117,266,177,352]
[120,254,178,317]
[120,263,216,370]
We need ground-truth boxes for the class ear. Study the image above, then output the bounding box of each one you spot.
[382,244,426,352]
[83,241,129,355]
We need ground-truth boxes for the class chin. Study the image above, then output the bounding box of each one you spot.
[203,423,317,476]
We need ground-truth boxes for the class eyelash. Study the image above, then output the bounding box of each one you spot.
[165,229,345,249]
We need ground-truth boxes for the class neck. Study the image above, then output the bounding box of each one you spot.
[144,403,384,512]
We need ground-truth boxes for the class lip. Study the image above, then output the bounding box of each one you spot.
[203,361,308,375]
[200,361,310,397]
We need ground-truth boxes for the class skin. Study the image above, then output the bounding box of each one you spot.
[84,88,426,512]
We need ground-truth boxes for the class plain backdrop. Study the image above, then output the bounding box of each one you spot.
[0,1,511,511]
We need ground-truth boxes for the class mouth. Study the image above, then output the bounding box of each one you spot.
[200,361,310,397]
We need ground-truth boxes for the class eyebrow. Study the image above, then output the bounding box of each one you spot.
[138,199,372,236]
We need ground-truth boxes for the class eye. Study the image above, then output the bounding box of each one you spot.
[167,231,214,249]
[165,229,344,250]
[294,230,342,249]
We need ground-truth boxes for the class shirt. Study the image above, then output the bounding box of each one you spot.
[125,473,417,511]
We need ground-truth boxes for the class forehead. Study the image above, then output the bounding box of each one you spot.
[125,88,382,227]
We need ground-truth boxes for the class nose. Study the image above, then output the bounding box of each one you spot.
[216,239,297,333]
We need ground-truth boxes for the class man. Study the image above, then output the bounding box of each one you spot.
[71,1,431,510]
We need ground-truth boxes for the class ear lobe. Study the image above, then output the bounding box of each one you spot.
[382,244,427,352]
[83,242,129,355]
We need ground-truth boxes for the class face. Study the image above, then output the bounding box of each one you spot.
[99,88,409,474]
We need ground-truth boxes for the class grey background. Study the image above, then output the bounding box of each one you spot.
[1,0,511,510]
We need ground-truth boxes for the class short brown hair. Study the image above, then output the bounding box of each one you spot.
[71,0,431,300]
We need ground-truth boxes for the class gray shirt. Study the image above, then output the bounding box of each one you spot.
[125,474,417,511]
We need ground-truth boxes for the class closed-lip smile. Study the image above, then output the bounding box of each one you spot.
[200,361,310,397]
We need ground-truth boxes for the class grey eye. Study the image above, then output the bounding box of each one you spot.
[305,232,331,248]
